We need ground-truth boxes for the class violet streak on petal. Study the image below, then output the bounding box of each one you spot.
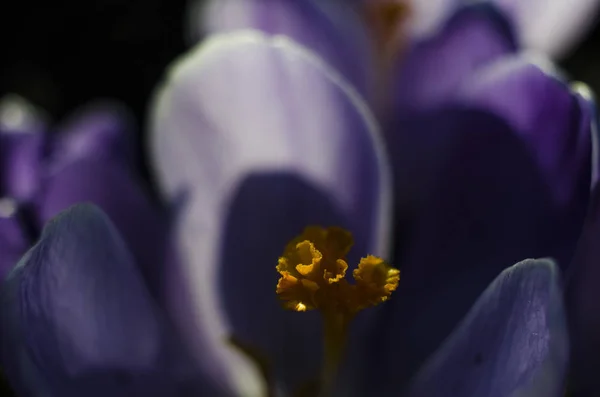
[0,204,170,397]
[149,30,390,395]
[406,258,568,397]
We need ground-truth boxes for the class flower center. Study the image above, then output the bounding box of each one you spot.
[276,226,400,395]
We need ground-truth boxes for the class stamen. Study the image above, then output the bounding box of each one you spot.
[275,226,400,394]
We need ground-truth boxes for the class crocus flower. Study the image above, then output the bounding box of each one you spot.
[0,94,166,289]
[162,0,596,394]
[0,96,177,396]
[1,2,597,397]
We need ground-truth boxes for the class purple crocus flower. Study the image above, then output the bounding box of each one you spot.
[0,95,167,292]
[0,97,176,396]
[160,1,595,394]
[1,1,598,397]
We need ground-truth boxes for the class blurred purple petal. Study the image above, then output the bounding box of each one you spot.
[0,201,28,279]
[405,0,460,38]
[393,3,516,112]
[1,204,171,396]
[150,30,390,394]
[494,0,600,58]
[350,108,586,393]
[189,0,374,98]
[0,133,44,203]
[368,59,593,394]
[35,159,167,297]
[0,95,47,202]
[407,258,567,397]
[566,185,600,394]
[50,101,136,169]
[457,54,594,210]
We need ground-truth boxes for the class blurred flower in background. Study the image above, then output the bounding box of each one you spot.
[0,94,167,288]
[188,0,600,60]
[2,0,600,396]
[0,96,178,396]
[149,0,596,395]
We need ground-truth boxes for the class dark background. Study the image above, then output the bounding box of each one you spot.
[0,0,187,148]
[0,1,599,396]
[2,1,600,141]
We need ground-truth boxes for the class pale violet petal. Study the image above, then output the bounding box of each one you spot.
[494,0,600,58]
[407,258,568,397]
[149,30,391,394]
[186,0,373,98]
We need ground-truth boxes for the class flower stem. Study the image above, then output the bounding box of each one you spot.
[321,311,351,396]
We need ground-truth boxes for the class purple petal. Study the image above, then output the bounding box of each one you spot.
[150,30,390,394]
[406,258,567,397]
[393,3,516,112]
[188,0,374,98]
[0,133,44,204]
[493,0,600,58]
[566,185,600,394]
[0,95,47,202]
[404,0,461,38]
[457,54,594,210]
[1,204,171,396]
[35,159,167,297]
[49,101,136,169]
[349,108,588,393]
[363,58,594,393]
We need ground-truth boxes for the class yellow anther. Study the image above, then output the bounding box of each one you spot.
[294,241,322,276]
[276,226,400,314]
[324,259,348,284]
[276,270,318,312]
[275,226,400,396]
[353,255,401,309]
